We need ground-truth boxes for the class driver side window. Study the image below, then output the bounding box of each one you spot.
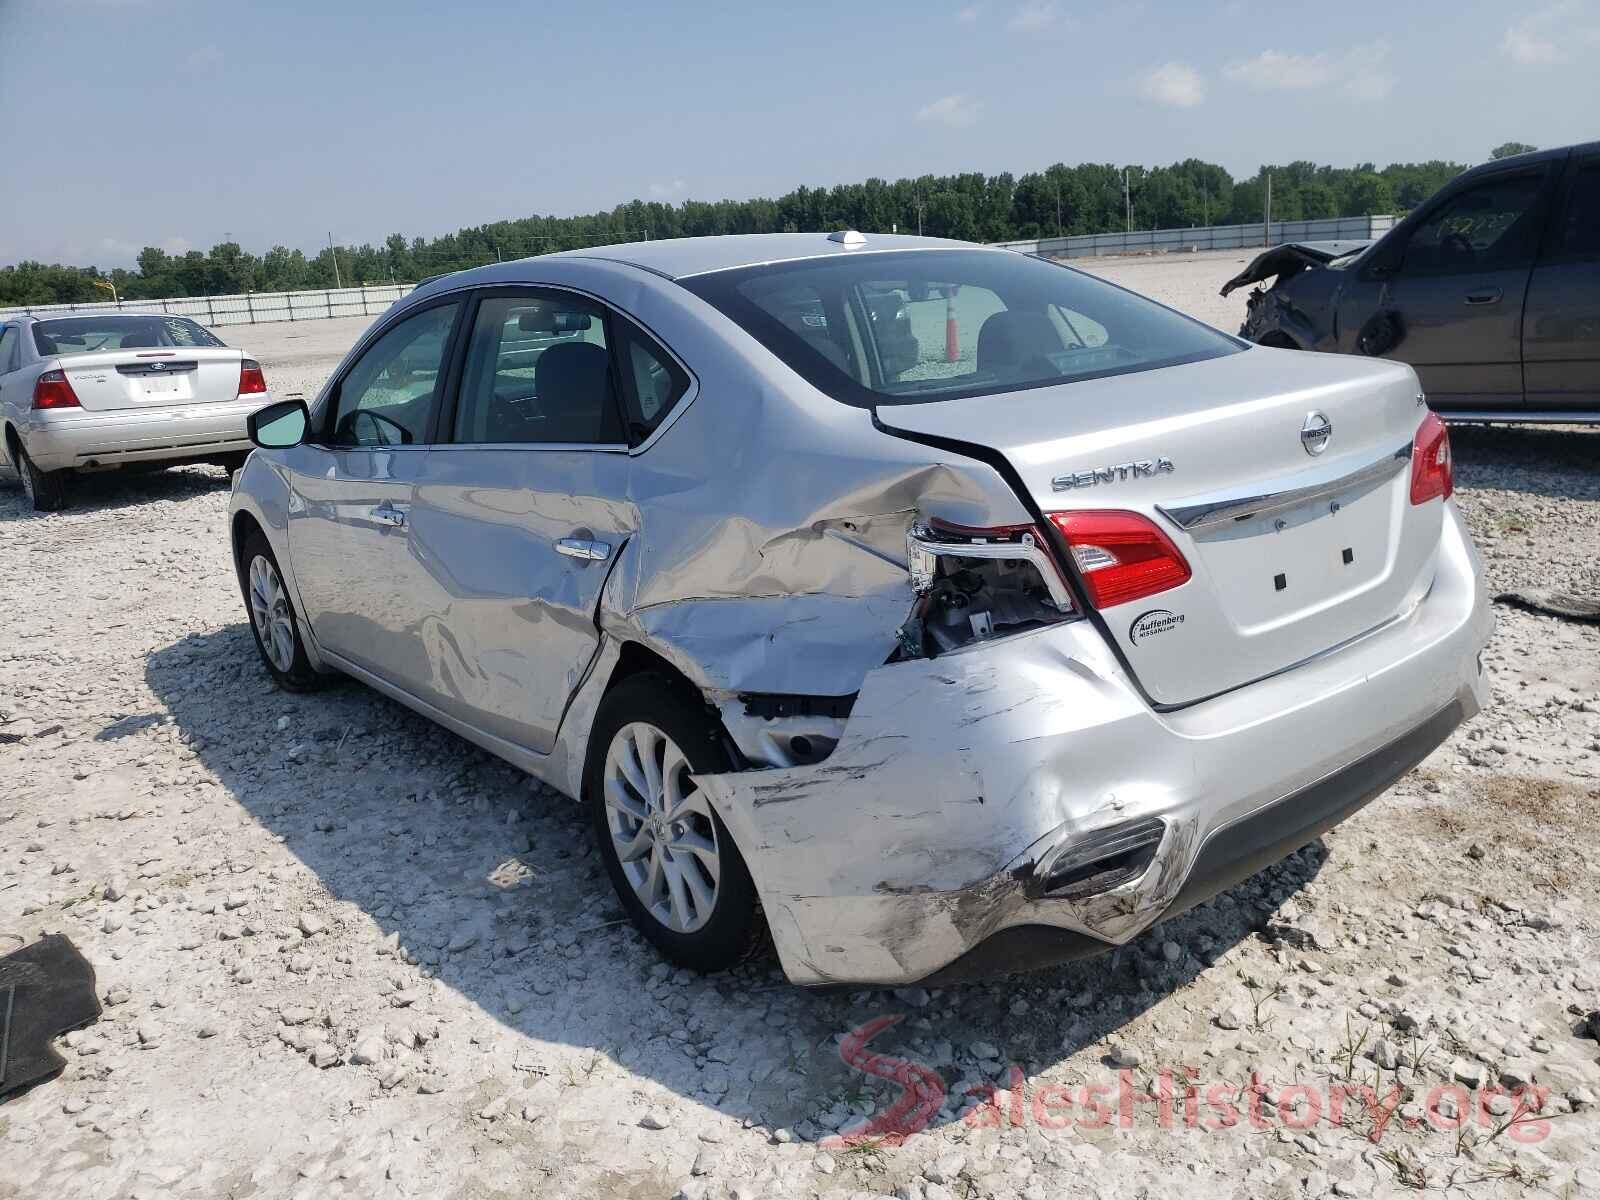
[328,302,460,447]
[1400,170,1546,275]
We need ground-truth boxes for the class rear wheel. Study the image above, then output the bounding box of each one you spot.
[585,674,763,972]
[240,529,324,691]
[17,442,67,512]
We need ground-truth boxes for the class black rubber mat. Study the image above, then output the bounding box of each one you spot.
[0,934,102,1102]
[1495,590,1600,624]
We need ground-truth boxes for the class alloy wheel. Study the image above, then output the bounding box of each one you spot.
[602,721,722,934]
[248,554,296,673]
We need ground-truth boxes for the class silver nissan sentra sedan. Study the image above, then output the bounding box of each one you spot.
[0,313,270,510]
[229,232,1491,987]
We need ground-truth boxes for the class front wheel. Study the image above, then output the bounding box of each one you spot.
[240,529,325,691]
[585,674,763,972]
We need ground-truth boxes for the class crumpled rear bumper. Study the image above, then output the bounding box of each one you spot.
[695,503,1491,987]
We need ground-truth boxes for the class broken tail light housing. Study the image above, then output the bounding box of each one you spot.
[1409,411,1453,505]
[238,359,268,397]
[32,369,82,410]
[1047,510,1191,609]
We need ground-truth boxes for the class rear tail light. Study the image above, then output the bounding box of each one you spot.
[1047,510,1192,609]
[32,369,82,410]
[238,359,268,396]
[1409,411,1453,504]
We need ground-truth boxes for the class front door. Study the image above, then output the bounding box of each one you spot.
[1337,164,1552,411]
[286,299,463,685]
[1524,152,1600,412]
[407,289,648,754]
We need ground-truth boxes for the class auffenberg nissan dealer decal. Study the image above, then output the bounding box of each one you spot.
[1130,609,1185,644]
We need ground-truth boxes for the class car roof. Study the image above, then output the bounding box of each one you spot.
[1462,140,1599,176]
[544,232,987,280]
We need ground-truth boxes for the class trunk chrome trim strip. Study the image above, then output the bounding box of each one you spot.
[1156,441,1412,532]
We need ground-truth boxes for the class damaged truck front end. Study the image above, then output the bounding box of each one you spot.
[1221,240,1370,351]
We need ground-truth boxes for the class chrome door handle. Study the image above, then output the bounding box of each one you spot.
[556,537,610,561]
[1464,288,1502,305]
[370,503,407,528]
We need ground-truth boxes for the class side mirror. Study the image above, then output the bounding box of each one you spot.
[247,397,310,449]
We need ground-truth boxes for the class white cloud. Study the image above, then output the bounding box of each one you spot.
[1135,62,1206,109]
[160,236,192,256]
[647,179,686,199]
[1223,40,1392,101]
[956,4,983,22]
[1005,1,1058,32]
[915,93,983,129]
[1502,3,1600,64]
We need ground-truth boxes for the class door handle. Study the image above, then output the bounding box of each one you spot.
[370,502,407,528]
[556,537,610,562]
[1464,288,1502,305]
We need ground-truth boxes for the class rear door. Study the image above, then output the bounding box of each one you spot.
[1523,150,1600,412]
[285,299,463,685]
[1335,163,1554,411]
[405,288,679,754]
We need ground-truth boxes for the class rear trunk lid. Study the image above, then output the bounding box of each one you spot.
[878,345,1442,707]
[55,348,246,412]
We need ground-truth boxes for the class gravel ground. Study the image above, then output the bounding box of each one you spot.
[3,254,1598,1200]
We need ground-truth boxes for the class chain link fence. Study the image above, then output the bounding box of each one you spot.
[992,215,1397,259]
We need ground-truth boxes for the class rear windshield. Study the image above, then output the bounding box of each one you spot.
[681,248,1242,406]
[33,315,227,355]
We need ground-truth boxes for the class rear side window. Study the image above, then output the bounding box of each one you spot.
[681,249,1241,407]
[0,325,16,373]
[452,294,624,445]
[1551,160,1600,258]
[617,319,689,440]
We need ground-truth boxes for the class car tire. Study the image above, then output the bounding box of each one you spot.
[17,443,67,512]
[239,528,325,691]
[585,673,764,973]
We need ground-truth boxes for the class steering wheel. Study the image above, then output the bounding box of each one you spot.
[341,408,412,447]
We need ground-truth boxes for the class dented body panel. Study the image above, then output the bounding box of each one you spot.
[697,504,1489,985]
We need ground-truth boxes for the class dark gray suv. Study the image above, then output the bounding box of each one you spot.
[1224,141,1599,422]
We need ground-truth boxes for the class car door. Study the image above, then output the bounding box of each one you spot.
[1335,164,1554,411]
[283,298,464,685]
[1523,150,1600,413]
[405,287,689,755]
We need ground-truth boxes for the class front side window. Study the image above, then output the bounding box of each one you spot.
[452,293,622,444]
[681,249,1240,407]
[1401,170,1547,274]
[32,314,226,354]
[328,302,459,447]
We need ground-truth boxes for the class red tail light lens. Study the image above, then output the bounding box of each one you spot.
[1047,509,1192,609]
[238,359,268,396]
[32,369,82,410]
[1409,411,1453,505]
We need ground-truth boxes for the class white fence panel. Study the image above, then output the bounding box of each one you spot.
[991,214,1396,259]
[0,283,416,328]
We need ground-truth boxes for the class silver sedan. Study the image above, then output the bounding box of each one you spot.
[229,232,1491,987]
[0,313,270,510]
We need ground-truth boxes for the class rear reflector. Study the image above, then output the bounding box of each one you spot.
[1047,509,1192,609]
[1409,411,1453,505]
[238,359,268,396]
[32,369,82,410]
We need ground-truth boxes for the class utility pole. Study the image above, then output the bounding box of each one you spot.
[328,232,342,288]
[1124,169,1132,233]
[1054,182,1062,239]
[1201,185,1209,226]
[1263,173,1272,247]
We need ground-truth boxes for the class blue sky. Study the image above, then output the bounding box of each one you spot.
[3,0,1596,268]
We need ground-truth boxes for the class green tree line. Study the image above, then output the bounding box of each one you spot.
[1,153,1491,307]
